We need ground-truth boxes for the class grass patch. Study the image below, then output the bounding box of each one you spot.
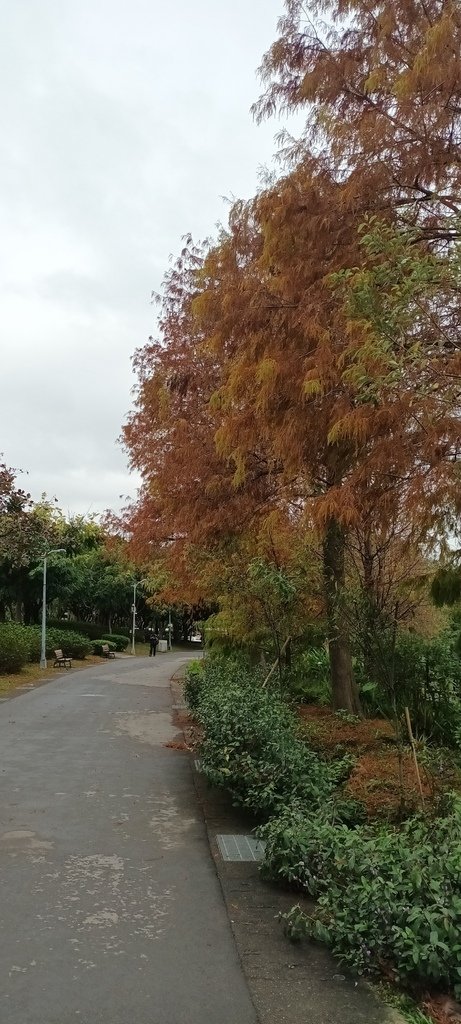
[374,983,461,1024]
[134,643,150,657]
[373,984,433,1023]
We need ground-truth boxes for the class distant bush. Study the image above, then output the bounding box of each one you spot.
[21,625,43,662]
[48,619,119,641]
[0,625,91,664]
[0,624,29,673]
[46,629,92,660]
[101,633,129,652]
[92,639,116,656]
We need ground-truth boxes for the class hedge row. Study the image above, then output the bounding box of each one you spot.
[47,618,107,640]
[101,633,129,651]
[0,625,30,673]
[0,623,93,672]
[48,620,148,643]
[185,657,354,817]
[48,619,131,641]
[185,655,461,998]
[261,802,461,998]
[0,622,129,674]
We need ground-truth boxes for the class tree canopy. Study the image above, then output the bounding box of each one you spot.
[118,1,461,709]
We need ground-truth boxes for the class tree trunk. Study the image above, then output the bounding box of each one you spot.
[323,518,362,715]
[12,600,23,623]
[361,530,377,683]
[24,596,39,625]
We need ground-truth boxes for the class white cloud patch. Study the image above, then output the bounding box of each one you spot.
[0,0,287,514]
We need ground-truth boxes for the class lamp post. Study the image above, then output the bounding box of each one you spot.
[167,608,172,651]
[40,548,65,669]
[131,579,147,656]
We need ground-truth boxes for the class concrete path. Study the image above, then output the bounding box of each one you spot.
[0,654,258,1024]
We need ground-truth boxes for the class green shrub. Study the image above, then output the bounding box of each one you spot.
[186,649,461,997]
[48,619,131,641]
[287,647,331,704]
[0,624,29,673]
[48,619,104,640]
[185,656,351,816]
[184,659,205,710]
[46,629,92,659]
[362,630,461,745]
[399,632,461,744]
[262,797,461,997]
[92,639,116,655]
[101,633,128,652]
[259,805,356,892]
[20,625,43,662]
[0,624,91,664]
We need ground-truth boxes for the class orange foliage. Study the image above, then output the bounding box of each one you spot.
[255,0,461,229]
[299,705,461,818]
[120,1,461,711]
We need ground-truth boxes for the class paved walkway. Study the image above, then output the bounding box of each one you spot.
[0,654,258,1024]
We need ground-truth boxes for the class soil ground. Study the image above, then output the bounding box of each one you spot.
[299,705,461,818]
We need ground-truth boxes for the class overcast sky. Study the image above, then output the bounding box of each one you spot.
[0,0,287,517]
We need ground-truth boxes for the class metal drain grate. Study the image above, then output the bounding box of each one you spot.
[216,834,266,862]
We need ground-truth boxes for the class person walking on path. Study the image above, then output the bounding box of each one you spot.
[149,632,159,656]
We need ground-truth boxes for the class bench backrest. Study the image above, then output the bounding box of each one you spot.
[101,644,110,652]
[54,649,64,659]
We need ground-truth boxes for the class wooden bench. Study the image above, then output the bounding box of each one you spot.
[101,643,116,659]
[53,649,72,669]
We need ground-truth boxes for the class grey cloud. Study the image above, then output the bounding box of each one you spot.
[0,0,286,515]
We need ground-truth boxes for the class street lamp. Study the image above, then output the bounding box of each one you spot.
[131,579,147,656]
[40,548,65,669]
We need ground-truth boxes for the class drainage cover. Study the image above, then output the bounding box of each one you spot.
[216,834,266,862]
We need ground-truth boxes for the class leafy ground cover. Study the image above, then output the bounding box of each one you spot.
[184,655,461,1024]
